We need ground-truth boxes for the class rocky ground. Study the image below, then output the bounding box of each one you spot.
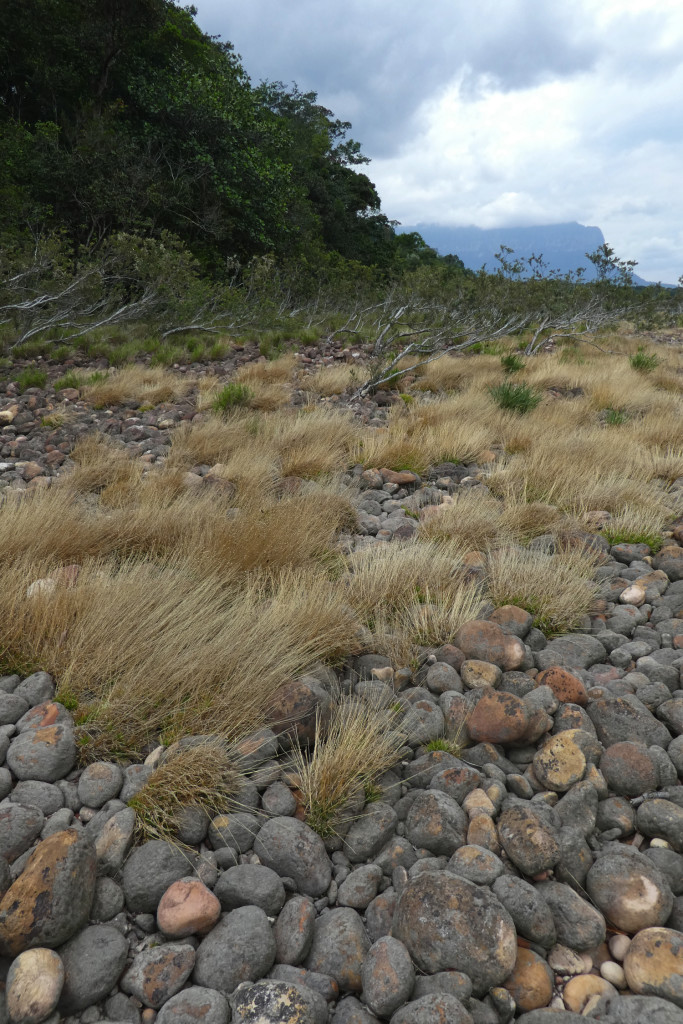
[1,351,683,1024]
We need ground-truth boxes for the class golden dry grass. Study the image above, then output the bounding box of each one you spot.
[290,696,405,838]
[486,545,600,635]
[235,352,298,383]
[302,363,370,396]
[82,365,193,408]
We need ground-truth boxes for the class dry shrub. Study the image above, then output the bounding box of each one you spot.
[392,584,486,654]
[302,364,370,396]
[235,353,298,383]
[128,741,240,843]
[412,354,467,392]
[486,545,599,636]
[646,448,683,485]
[82,365,193,408]
[0,555,361,757]
[246,380,291,410]
[291,697,405,838]
[628,401,683,449]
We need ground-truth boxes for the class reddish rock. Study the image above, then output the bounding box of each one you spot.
[380,467,420,486]
[454,620,525,671]
[537,666,588,706]
[157,878,221,938]
[266,676,333,744]
[600,742,658,798]
[467,690,530,745]
[488,606,534,638]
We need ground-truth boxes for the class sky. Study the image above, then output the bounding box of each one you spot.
[193,0,683,283]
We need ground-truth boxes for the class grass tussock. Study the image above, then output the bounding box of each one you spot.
[291,697,405,838]
[128,740,240,843]
[81,365,193,408]
[235,352,298,383]
[486,545,600,636]
[302,363,370,396]
[601,504,671,552]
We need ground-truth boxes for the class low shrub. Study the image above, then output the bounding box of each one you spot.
[211,382,253,412]
[16,366,48,392]
[488,381,542,414]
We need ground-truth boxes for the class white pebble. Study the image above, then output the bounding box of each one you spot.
[649,837,671,849]
[619,585,646,606]
[609,933,631,961]
[600,961,626,988]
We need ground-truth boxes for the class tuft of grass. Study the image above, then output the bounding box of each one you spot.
[291,697,405,839]
[602,504,668,553]
[302,364,370,397]
[603,407,629,426]
[54,370,82,391]
[425,736,467,759]
[488,381,542,414]
[16,366,48,392]
[486,545,599,636]
[128,740,240,843]
[236,352,297,383]
[82,365,193,408]
[629,346,659,373]
[212,382,253,413]
[501,353,526,375]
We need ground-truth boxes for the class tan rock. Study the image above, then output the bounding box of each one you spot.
[536,666,588,707]
[380,467,420,486]
[563,974,618,1013]
[462,789,496,817]
[503,946,553,1012]
[488,605,533,637]
[623,926,683,1007]
[533,733,586,792]
[21,461,44,481]
[467,813,500,854]
[0,404,19,424]
[157,877,221,938]
[548,944,586,976]
[461,659,502,689]
[466,690,530,745]
[6,947,64,1024]
[600,961,626,987]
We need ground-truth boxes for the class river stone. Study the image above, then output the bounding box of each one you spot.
[536,881,606,950]
[532,733,586,792]
[404,790,467,856]
[91,877,125,922]
[6,723,76,781]
[304,907,370,993]
[497,805,561,875]
[453,619,525,670]
[466,689,530,744]
[637,799,683,852]
[208,811,261,853]
[156,985,230,1024]
[157,877,221,938]
[623,927,683,1008]
[14,672,54,706]
[15,700,71,733]
[253,817,331,896]
[644,847,683,896]
[0,828,97,956]
[78,761,124,808]
[343,802,398,863]
[587,852,673,933]
[534,634,606,671]
[274,895,316,966]
[0,803,45,862]
[600,741,659,797]
[193,906,276,995]
[392,873,516,996]
[10,780,64,816]
[492,875,557,948]
[338,864,383,909]
[390,993,474,1024]
[6,947,64,1024]
[122,840,196,913]
[58,924,128,1014]
[596,994,683,1024]
[230,979,327,1024]
[536,667,588,707]
[361,936,415,1018]
[214,864,285,916]
[0,691,29,725]
[588,696,672,749]
[121,942,196,1009]
[503,947,554,1013]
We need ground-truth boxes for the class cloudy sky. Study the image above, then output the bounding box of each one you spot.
[194,0,683,282]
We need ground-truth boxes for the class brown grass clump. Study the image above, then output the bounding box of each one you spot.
[235,352,298,383]
[82,365,193,408]
[263,408,360,478]
[65,433,143,495]
[128,740,240,843]
[290,697,405,838]
[0,555,361,756]
[0,487,109,564]
[486,545,599,636]
[302,363,370,396]
[418,490,506,550]
[345,540,467,617]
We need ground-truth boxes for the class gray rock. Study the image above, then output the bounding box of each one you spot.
[56,779,81,812]
[0,765,10,797]
[555,781,598,837]
[0,674,20,693]
[156,985,230,1024]
[274,895,316,966]
[6,723,76,781]
[10,780,64,815]
[261,782,297,817]
[534,634,606,671]
[342,802,398,863]
[119,763,154,802]
[592,993,683,1023]
[253,817,331,897]
[390,993,473,1024]
[411,972,472,1002]
[361,936,415,1018]
[122,840,196,913]
[425,663,462,695]
[400,700,445,746]
[0,803,44,862]
[365,888,397,942]
[58,924,128,1014]
[536,880,606,950]
[41,806,75,838]
[194,906,276,995]
[337,864,383,909]
[587,851,673,933]
[644,847,683,895]
[78,762,124,808]
[230,979,327,1024]
[334,996,380,1024]
[448,845,504,885]
[658,698,683,735]
[14,672,54,706]
[95,807,137,875]
[637,799,683,852]
[596,795,635,837]
[173,804,211,846]
[268,963,338,1001]
[104,990,142,1022]
[91,877,125,922]
[497,805,560,876]
[635,656,680,689]
[670,735,683,778]
[208,812,261,854]
[554,825,593,890]
[587,697,671,748]
[121,943,196,1009]
[374,836,418,874]
[392,873,516,997]
[0,692,29,726]
[304,907,370,993]
[405,791,466,857]
[492,875,556,947]
[214,864,285,916]
[516,1013,584,1024]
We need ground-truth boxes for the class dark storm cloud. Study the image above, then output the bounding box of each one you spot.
[193,0,598,156]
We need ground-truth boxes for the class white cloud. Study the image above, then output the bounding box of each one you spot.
[195,0,683,282]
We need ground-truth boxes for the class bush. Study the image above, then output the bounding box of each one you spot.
[629,346,659,373]
[501,353,525,375]
[488,380,541,413]
[16,366,47,392]
[54,370,81,391]
[211,382,253,413]
[603,407,628,426]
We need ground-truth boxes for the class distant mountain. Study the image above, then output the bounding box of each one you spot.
[398,221,651,285]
